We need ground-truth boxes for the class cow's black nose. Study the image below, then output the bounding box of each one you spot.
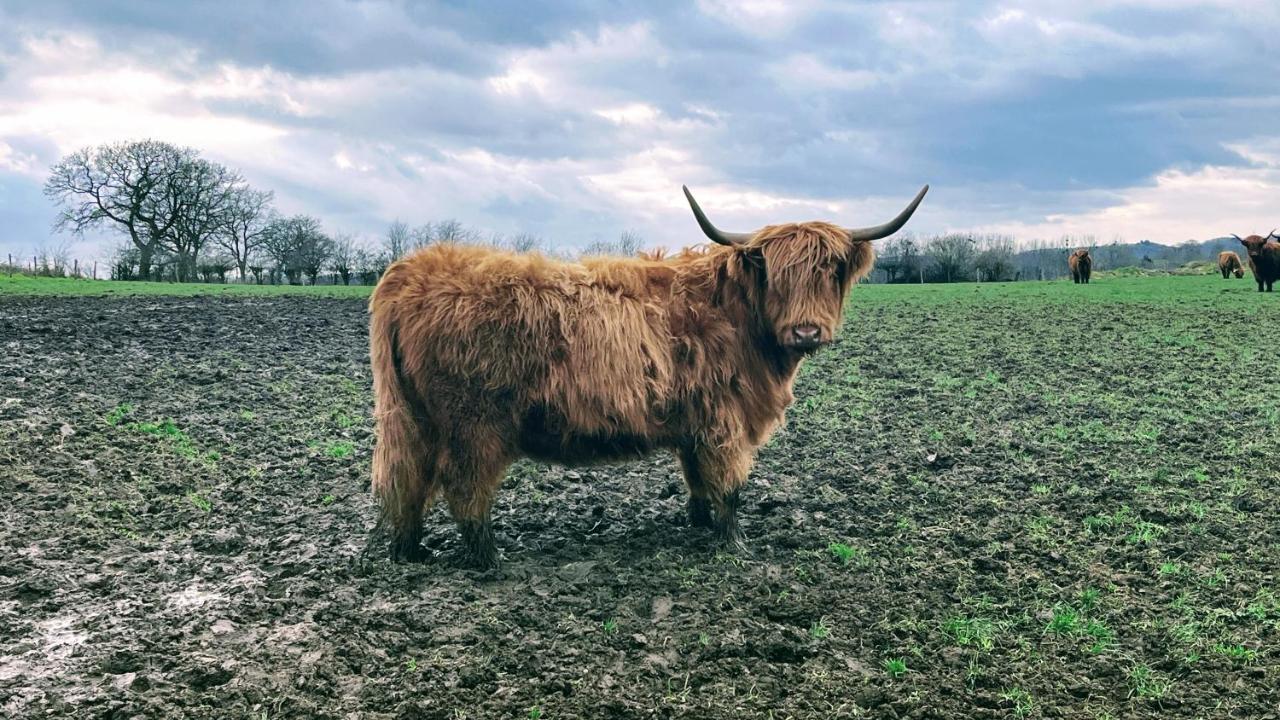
[792,325,821,344]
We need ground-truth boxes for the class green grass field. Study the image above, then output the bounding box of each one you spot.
[0,268,1259,305]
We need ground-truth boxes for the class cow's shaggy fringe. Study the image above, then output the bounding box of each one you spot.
[369,222,873,566]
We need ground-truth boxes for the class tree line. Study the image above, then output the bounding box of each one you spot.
[38,139,1238,287]
[870,232,1241,283]
[40,139,649,286]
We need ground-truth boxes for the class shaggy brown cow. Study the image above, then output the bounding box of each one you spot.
[369,184,929,567]
[1234,231,1280,292]
[1068,248,1092,284]
[1218,251,1245,279]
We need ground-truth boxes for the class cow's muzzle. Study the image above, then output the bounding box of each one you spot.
[785,324,826,351]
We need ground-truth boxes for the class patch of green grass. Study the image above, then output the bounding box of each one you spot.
[325,441,355,459]
[602,618,618,634]
[1127,664,1172,701]
[1212,643,1256,662]
[321,494,336,506]
[1045,605,1080,635]
[827,542,868,565]
[527,707,542,720]
[1084,620,1114,653]
[105,403,134,426]
[942,616,998,651]
[999,688,1034,718]
[882,657,907,678]
[809,619,830,639]
[127,418,197,457]
[187,492,212,512]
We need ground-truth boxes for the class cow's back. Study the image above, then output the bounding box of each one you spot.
[372,244,677,439]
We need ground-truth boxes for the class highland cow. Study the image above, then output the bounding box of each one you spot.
[1234,231,1280,292]
[369,184,929,567]
[1068,248,1092,284]
[1218,251,1245,279]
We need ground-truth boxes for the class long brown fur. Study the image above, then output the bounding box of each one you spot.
[369,222,874,566]
[1218,251,1244,279]
[1237,234,1280,292]
[1067,248,1092,284]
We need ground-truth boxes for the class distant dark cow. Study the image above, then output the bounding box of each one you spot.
[368,185,929,567]
[1218,251,1244,279]
[1234,231,1280,292]
[1068,249,1092,284]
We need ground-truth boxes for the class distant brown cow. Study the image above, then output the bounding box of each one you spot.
[369,184,929,567]
[1234,231,1280,292]
[1068,248,1092,284]
[1218,251,1244,279]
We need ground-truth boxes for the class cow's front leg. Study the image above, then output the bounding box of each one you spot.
[680,443,753,551]
[676,446,714,528]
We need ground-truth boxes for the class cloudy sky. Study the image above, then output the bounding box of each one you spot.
[1,0,1278,262]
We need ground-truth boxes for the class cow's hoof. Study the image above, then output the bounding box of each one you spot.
[718,529,750,556]
[389,541,429,563]
[456,548,501,571]
[458,519,500,570]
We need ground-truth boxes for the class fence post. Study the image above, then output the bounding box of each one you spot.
[93,261,97,280]
[73,259,79,278]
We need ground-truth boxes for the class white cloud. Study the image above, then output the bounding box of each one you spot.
[0,141,38,175]
[968,139,1280,243]
[695,0,821,37]
[768,54,881,93]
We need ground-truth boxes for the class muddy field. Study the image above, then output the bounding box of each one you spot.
[2,276,1279,718]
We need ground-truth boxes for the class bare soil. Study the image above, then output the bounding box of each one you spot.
[2,284,1278,718]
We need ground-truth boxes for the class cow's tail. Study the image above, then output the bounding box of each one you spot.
[369,303,433,560]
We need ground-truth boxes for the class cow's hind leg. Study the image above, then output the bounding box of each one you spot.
[372,413,437,562]
[439,432,512,569]
[677,446,714,528]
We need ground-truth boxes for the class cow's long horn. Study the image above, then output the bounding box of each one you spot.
[847,185,930,242]
[682,186,755,247]
[1267,228,1278,240]
[1232,233,1243,241]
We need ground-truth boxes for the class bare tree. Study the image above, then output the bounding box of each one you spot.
[617,230,643,256]
[385,220,410,261]
[925,234,976,283]
[507,232,543,253]
[159,158,242,282]
[264,215,323,284]
[297,230,334,285]
[581,231,646,257]
[354,241,385,285]
[411,222,434,249]
[973,234,1016,282]
[217,187,274,281]
[44,140,191,279]
[330,233,357,285]
[432,219,481,245]
[878,233,922,283]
